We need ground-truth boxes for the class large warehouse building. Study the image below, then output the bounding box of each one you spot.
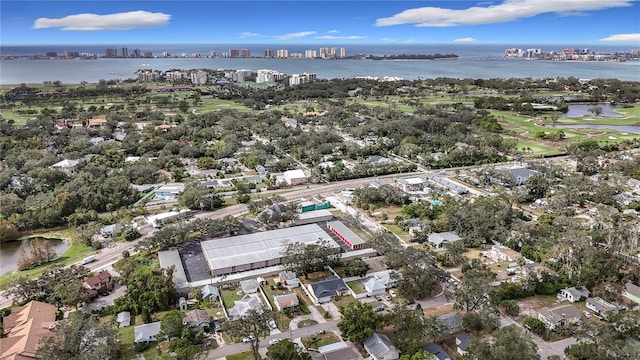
[201,224,340,276]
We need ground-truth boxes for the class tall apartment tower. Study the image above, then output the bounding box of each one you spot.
[264,49,274,58]
[229,49,240,58]
[340,47,347,58]
[241,49,251,58]
[104,48,118,58]
[276,49,289,58]
[133,48,141,58]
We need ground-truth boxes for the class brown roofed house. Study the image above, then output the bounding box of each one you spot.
[82,270,113,296]
[0,301,57,360]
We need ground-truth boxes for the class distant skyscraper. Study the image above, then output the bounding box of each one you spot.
[229,49,240,58]
[305,49,317,58]
[276,49,289,58]
[264,49,274,58]
[319,47,330,59]
[241,49,251,58]
[121,47,128,58]
[133,48,141,58]
[162,51,171,57]
[105,48,117,58]
[340,47,347,58]
[144,51,154,58]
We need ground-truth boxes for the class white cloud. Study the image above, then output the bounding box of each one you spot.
[316,35,367,40]
[238,32,261,38]
[275,31,316,40]
[328,29,339,33]
[453,37,477,43]
[33,10,170,31]
[599,33,640,42]
[376,0,632,27]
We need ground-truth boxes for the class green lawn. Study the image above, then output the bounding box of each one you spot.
[220,286,245,309]
[301,332,340,350]
[346,280,366,294]
[226,351,256,360]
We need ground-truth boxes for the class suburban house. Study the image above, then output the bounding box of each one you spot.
[116,311,131,328]
[557,286,590,303]
[283,169,307,186]
[273,292,299,311]
[437,312,464,334]
[228,297,263,319]
[279,271,300,288]
[308,276,350,304]
[499,167,537,186]
[317,341,363,360]
[456,332,472,356]
[134,322,162,343]
[200,284,220,302]
[361,270,399,296]
[50,159,79,173]
[585,297,621,320]
[622,282,640,309]
[538,304,582,330]
[240,279,259,294]
[423,343,451,360]
[0,301,57,360]
[427,231,462,248]
[100,223,122,237]
[363,332,400,360]
[82,270,113,296]
[183,310,210,328]
[492,245,520,262]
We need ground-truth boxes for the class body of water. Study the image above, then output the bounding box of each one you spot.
[564,103,624,117]
[0,237,68,275]
[1,43,639,84]
[550,124,640,134]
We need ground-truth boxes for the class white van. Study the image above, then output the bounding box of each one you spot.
[82,256,97,265]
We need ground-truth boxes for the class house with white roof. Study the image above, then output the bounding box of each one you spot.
[134,322,162,343]
[427,232,462,248]
[363,332,400,360]
[283,169,307,186]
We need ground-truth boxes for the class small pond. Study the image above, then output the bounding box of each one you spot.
[0,237,68,275]
[564,103,623,118]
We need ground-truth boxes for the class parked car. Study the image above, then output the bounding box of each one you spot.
[389,290,397,298]
[374,295,383,301]
[242,335,256,343]
[269,338,282,346]
[213,321,221,332]
[373,305,385,312]
[583,310,592,318]
[384,294,392,301]
[406,299,415,305]
[268,319,277,329]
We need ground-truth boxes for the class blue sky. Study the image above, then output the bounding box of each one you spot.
[1,0,639,45]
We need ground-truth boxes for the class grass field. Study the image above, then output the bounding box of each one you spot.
[220,286,245,309]
[226,351,255,360]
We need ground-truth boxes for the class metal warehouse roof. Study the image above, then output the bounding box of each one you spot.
[327,220,365,245]
[158,250,188,285]
[201,224,339,272]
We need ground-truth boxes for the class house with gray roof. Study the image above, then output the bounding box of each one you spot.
[586,297,621,320]
[134,322,162,343]
[183,309,210,328]
[116,311,131,328]
[201,284,219,302]
[240,279,259,294]
[308,276,350,304]
[557,286,590,303]
[363,332,400,360]
[279,271,300,288]
[424,343,451,360]
[228,297,263,319]
[361,270,399,296]
[437,312,463,334]
[456,333,471,356]
[427,232,462,248]
[100,223,122,237]
[623,282,640,309]
[538,304,581,330]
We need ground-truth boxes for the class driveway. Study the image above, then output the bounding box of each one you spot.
[500,314,577,359]
[82,284,126,313]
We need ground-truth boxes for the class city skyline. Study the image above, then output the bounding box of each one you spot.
[1,1,639,46]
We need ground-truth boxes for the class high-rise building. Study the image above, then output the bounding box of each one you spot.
[162,51,172,58]
[276,49,289,58]
[304,49,317,59]
[105,48,118,58]
[144,51,154,58]
[340,47,347,58]
[121,47,129,58]
[133,48,141,58]
[190,70,208,85]
[319,47,330,59]
[64,51,80,58]
[229,49,240,58]
[241,49,251,58]
[289,73,317,86]
[256,69,286,83]
[264,49,274,58]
